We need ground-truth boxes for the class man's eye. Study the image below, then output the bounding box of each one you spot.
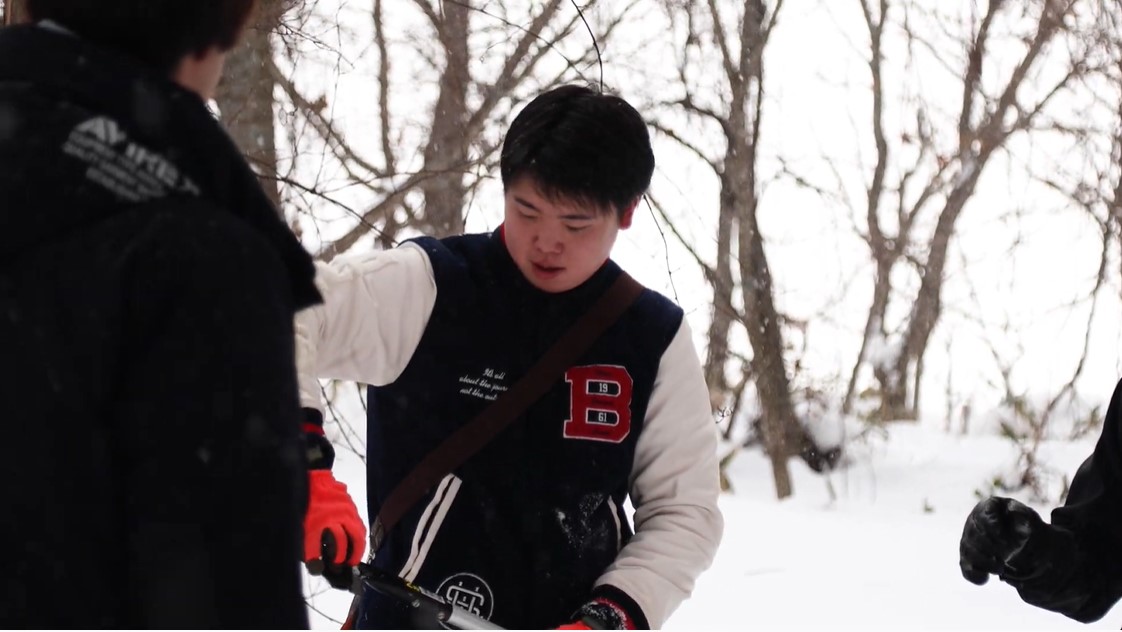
[566,224,590,233]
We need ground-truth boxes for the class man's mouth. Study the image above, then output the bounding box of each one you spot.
[531,262,563,276]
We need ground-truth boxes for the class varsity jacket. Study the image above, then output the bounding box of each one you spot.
[296,230,722,629]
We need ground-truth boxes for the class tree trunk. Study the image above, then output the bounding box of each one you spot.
[876,354,913,421]
[3,0,28,25]
[724,115,798,497]
[878,156,988,421]
[730,149,841,479]
[214,0,285,208]
[844,0,892,417]
[703,197,736,412]
[1112,81,1122,299]
[419,0,472,238]
[735,184,795,499]
[844,253,891,416]
[1115,199,1122,295]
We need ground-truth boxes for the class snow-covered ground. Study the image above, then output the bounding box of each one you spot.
[306,419,1122,629]
[671,422,1119,630]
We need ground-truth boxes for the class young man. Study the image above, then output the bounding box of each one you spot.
[0,1,330,627]
[297,85,724,629]
[959,379,1122,622]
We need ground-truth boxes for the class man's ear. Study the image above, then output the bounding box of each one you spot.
[173,47,227,101]
[619,198,640,229]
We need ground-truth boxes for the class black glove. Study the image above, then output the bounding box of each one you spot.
[960,496,1066,585]
[561,587,648,630]
[308,531,360,592]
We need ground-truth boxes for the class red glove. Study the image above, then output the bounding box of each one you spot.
[556,624,593,630]
[301,408,366,567]
[304,469,366,565]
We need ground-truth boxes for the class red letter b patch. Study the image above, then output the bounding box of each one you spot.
[563,365,633,443]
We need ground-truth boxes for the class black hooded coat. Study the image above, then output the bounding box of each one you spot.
[0,24,319,628]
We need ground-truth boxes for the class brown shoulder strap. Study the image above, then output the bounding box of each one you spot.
[369,272,644,551]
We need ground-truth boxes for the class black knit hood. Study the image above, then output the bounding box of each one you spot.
[0,24,320,308]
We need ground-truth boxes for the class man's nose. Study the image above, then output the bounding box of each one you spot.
[534,223,564,254]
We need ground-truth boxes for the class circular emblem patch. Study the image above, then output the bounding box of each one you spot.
[437,572,494,620]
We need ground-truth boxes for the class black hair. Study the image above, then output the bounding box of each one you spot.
[500,85,655,219]
[26,0,257,73]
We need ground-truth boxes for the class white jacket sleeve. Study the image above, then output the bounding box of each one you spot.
[594,318,724,629]
[294,243,436,412]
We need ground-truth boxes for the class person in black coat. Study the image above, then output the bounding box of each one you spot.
[0,1,326,627]
[960,379,1122,622]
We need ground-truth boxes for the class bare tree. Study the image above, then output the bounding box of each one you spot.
[836,0,1088,422]
[651,0,844,500]
[216,0,294,207]
[974,0,1122,501]
[266,0,634,260]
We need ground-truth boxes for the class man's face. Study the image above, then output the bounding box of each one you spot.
[503,176,634,293]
